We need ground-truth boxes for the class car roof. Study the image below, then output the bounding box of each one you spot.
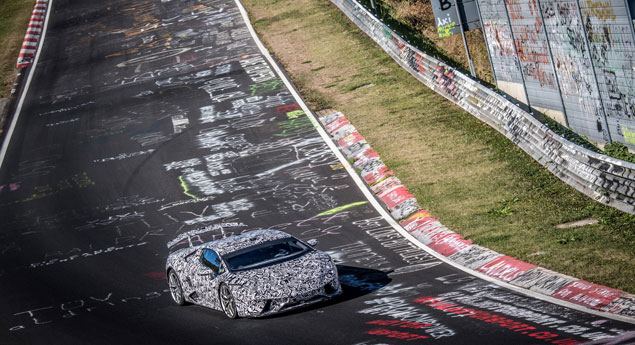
[206,229,294,256]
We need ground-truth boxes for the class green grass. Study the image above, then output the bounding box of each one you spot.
[604,142,635,164]
[0,0,32,98]
[243,0,635,293]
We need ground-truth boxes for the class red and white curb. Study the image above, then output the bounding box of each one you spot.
[17,0,49,69]
[316,109,635,321]
[1,0,52,169]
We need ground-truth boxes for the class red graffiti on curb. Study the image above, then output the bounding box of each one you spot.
[476,256,536,282]
[553,281,621,309]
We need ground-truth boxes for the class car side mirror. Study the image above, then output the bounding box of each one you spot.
[307,239,318,247]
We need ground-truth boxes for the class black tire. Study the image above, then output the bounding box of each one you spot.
[218,284,238,319]
[168,269,186,306]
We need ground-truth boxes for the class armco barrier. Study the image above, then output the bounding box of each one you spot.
[317,109,635,320]
[330,0,635,215]
[17,0,49,69]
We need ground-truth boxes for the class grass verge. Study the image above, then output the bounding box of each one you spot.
[0,0,32,98]
[242,0,635,293]
[0,0,33,137]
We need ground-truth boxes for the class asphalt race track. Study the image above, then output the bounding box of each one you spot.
[0,0,633,344]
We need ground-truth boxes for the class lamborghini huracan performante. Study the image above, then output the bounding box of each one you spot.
[165,229,342,318]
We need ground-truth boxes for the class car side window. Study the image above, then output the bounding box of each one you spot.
[201,248,223,275]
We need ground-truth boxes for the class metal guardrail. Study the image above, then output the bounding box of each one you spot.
[330,0,635,215]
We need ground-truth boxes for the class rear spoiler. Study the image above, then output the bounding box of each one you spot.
[166,222,246,249]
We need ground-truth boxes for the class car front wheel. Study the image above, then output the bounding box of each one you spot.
[168,270,186,306]
[219,284,238,319]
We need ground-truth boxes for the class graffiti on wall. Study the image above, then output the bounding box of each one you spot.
[478,0,525,83]
[505,0,565,112]
[479,0,635,147]
[541,0,610,142]
[579,0,635,144]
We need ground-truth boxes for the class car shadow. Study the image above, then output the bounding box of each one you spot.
[257,265,392,319]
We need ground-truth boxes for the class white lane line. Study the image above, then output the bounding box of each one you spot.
[0,0,54,170]
[234,0,634,324]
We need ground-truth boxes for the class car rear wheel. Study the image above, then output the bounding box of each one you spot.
[168,270,186,306]
[219,284,238,319]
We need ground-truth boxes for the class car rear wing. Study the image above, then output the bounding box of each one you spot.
[166,222,246,249]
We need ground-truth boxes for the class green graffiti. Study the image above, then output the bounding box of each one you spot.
[250,79,283,95]
[437,22,456,38]
[317,201,368,216]
[274,112,314,137]
[383,27,392,39]
[178,176,199,200]
[287,110,305,119]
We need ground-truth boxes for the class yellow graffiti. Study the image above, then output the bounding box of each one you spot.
[437,22,457,38]
[317,201,369,216]
[178,176,199,200]
[622,126,635,145]
[585,0,616,20]
[329,163,345,170]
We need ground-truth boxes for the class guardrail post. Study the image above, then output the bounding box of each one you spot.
[575,0,613,143]
[626,0,635,38]
[536,0,570,127]
[454,0,477,77]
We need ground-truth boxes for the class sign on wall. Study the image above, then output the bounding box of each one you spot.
[432,0,462,37]
[432,0,482,37]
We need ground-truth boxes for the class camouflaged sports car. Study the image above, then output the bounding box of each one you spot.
[165,229,341,318]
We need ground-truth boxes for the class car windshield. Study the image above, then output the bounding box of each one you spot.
[224,238,309,271]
